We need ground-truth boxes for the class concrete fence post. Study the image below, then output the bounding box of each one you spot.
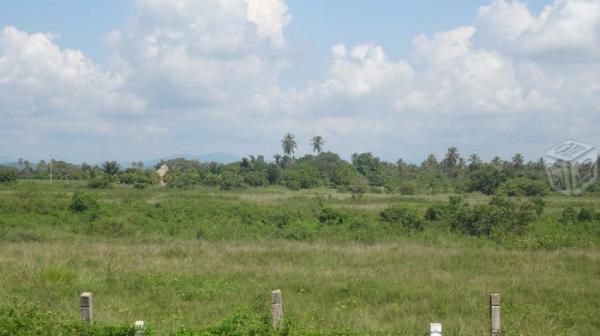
[271,289,283,330]
[80,292,93,324]
[134,321,145,336]
[429,322,442,336]
[490,293,501,336]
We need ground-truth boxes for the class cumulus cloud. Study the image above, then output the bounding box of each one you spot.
[0,26,144,118]
[261,0,599,160]
[0,0,598,162]
[476,0,600,60]
[106,0,291,111]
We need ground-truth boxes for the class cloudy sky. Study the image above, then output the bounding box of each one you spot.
[0,0,598,163]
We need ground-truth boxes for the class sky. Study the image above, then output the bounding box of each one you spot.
[0,0,598,163]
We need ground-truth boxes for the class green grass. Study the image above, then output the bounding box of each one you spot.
[0,180,599,335]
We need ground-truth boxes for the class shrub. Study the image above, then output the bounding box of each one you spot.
[244,171,268,187]
[69,192,98,213]
[219,171,244,190]
[88,178,110,189]
[424,204,447,221]
[560,207,578,224]
[532,196,546,216]
[468,167,508,195]
[577,208,594,222]
[398,181,417,195]
[380,206,424,231]
[498,177,548,197]
[0,166,18,183]
[282,163,320,190]
[169,172,202,189]
[318,207,348,225]
[449,196,536,236]
[0,301,138,336]
[347,174,369,195]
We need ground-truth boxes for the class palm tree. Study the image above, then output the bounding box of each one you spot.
[423,154,438,172]
[101,160,120,176]
[468,154,482,172]
[281,133,297,157]
[491,156,503,167]
[273,154,282,165]
[512,153,524,170]
[311,136,325,154]
[443,147,460,177]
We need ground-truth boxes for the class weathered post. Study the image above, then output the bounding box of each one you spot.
[134,321,145,336]
[80,292,93,323]
[271,289,283,330]
[490,293,501,336]
[429,322,442,336]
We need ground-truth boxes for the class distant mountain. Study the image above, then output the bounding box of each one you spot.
[0,158,18,167]
[144,153,240,167]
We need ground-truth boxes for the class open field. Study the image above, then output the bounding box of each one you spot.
[0,181,599,335]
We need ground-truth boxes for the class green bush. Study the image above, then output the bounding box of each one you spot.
[380,206,424,231]
[498,177,548,197]
[577,208,594,222]
[468,167,508,195]
[449,196,536,236]
[560,207,578,224]
[347,174,369,195]
[219,171,244,190]
[318,207,348,225]
[244,171,268,186]
[88,178,110,189]
[424,204,447,221]
[69,192,98,213]
[398,181,417,195]
[169,172,202,189]
[0,301,138,336]
[282,162,320,190]
[0,166,18,183]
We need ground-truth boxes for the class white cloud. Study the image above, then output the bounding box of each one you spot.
[1,0,598,162]
[0,26,144,118]
[476,0,600,60]
[107,0,291,111]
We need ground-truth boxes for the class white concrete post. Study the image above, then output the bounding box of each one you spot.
[429,322,442,336]
[134,320,145,336]
[271,289,283,330]
[80,292,93,323]
[490,293,501,336]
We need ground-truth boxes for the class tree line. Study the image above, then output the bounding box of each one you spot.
[1,134,599,195]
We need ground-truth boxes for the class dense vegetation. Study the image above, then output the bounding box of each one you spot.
[6,135,590,197]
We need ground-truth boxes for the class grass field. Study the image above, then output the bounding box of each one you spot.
[0,181,599,335]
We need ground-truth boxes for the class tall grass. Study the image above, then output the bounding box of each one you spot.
[0,181,598,334]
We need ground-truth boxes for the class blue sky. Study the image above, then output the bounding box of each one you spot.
[0,0,598,163]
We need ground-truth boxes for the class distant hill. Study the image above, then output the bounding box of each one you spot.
[0,159,18,167]
[144,153,239,168]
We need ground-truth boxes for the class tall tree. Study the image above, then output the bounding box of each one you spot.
[102,161,120,177]
[423,154,439,173]
[512,153,524,171]
[442,147,460,177]
[281,133,297,157]
[491,156,504,167]
[311,136,325,154]
[468,154,482,172]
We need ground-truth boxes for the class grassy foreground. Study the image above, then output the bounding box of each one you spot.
[0,181,599,334]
